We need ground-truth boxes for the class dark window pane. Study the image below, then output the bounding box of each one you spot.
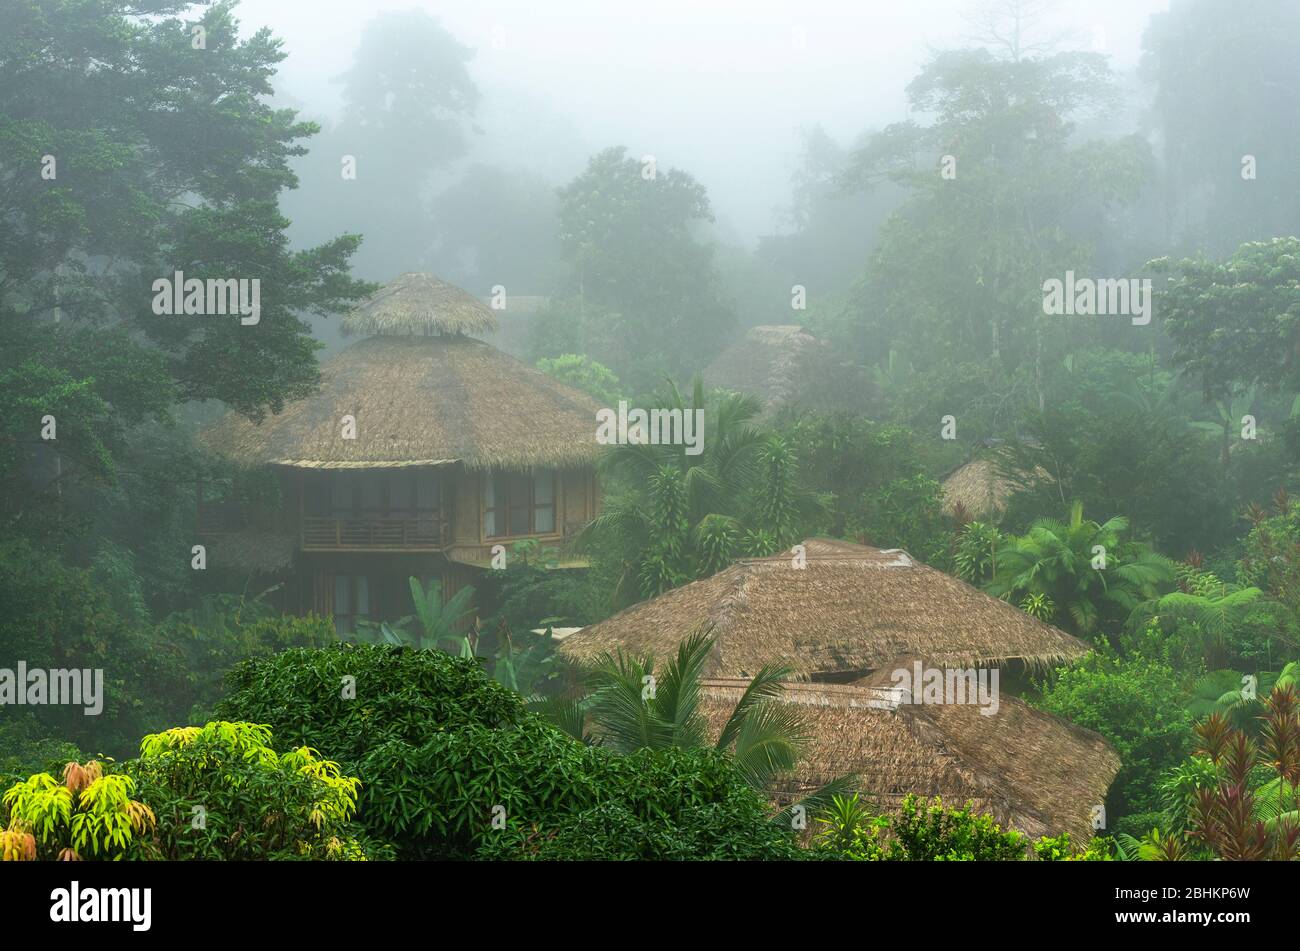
[535,505,554,533]
[330,473,353,513]
[416,474,439,511]
[389,472,413,512]
[360,473,382,512]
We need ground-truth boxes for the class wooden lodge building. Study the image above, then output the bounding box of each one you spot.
[198,273,603,633]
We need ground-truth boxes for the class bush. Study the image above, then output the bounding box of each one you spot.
[126,721,382,861]
[812,793,1027,861]
[218,645,800,859]
[1034,832,1114,861]
[0,722,387,861]
[1036,650,1193,825]
[2,762,155,861]
[473,746,802,861]
[215,643,528,766]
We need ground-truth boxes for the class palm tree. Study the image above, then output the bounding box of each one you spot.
[578,377,822,605]
[985,501,1175,639]
[539,625,855,812]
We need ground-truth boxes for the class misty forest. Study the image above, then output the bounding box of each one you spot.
[4,0,1300,865]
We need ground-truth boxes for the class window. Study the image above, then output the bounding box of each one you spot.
[389,472,413,513]
[330,472,354,513]
[332,574,370,635]
[485,471,556,538]
[359,472,382,513]
[317,470,440,517]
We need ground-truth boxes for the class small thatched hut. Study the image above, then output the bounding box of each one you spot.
[558,538,1088,680]
[704,325,870,412]
[696,676,1119,844]
[941,449,1051,521]
[198,274,604,630]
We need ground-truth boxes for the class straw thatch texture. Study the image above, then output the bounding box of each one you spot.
[941,453,1051,520]
[696,676,1119,844]
[558,538,1088,677]
[341,273,499,337]
[705,325,868,411]
[201,334,605,469]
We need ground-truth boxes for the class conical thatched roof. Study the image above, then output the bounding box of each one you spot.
[696,676,1119,844]
[342,273,499,338]
[201,334,604,469]
[558,538,1088,677]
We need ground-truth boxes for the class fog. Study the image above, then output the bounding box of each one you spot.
[12,0,1300,876]
[240,0,1168,245]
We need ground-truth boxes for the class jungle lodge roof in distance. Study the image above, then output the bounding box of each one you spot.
[202,283,605,470]
[696,676,1120,844]
[557,538,1089,678]
[341,272,500,338]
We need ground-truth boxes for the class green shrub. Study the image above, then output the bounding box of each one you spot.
[885,794,1027,860]
[361,722,800,859]
[219,645,800,859]
[125,721,384,861]
[474,746,802,861]
[812,793,1027,861]
[215,643,528,765]
[1034,832,1114,861]
[2,761,155,861]
[1036,650,1193,824]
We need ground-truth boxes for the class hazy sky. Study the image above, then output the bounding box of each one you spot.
[235,0,1171,243]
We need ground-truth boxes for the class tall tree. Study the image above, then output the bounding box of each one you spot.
[0,0,371,538]
[841,47,1151,409]
[1141,0,1300,255]
[550,147,736,386]
[281,9,479,281]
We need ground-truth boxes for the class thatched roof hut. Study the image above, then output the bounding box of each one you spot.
[341,272,499,338]
[941,450,1050,521]
[202,277,604,469]
[704,325,869,412]
[697,676,1119,844]
[558,538,1088,678]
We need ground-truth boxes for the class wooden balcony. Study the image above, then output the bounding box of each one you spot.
[300,514,448,551]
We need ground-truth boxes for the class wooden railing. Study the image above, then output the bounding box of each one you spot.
[300,514,447,551]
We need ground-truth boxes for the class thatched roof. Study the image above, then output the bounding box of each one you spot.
[705,325,866,411]
[559,538,1088,677]
[201,334,605,469]
[697,676,1120,844]
[341,273,499,338]
[941,451,1050,520]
